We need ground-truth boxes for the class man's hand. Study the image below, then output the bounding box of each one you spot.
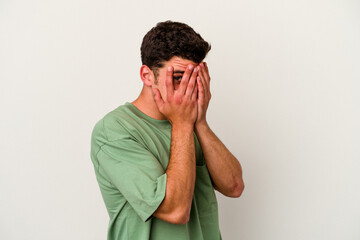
[152,64,200,224]
[193,62,245,198]
[153,64,199,127]
[196,62,211,127]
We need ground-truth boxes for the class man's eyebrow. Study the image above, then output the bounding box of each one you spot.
[173,71,184,74]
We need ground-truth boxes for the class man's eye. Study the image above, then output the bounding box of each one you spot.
[173,76,182,82]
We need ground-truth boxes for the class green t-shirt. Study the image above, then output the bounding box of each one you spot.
[90,102,222,240]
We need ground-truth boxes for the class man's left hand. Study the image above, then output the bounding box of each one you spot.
[196,62,211,127]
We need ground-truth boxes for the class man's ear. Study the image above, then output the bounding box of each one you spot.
[140,65,155,87]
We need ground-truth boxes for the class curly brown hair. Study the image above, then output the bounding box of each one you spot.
[141,21,211,76]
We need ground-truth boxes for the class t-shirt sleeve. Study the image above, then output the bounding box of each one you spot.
[96,136,167,222]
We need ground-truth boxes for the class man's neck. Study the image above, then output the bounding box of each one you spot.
[132,86,167,120]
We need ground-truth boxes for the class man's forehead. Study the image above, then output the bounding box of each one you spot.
[167,56,198,70]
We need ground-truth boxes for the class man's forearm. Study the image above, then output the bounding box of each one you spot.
[153,124,196,224]
[195,122,244,198]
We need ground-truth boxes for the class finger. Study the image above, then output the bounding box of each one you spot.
[178,64,194,95]
[197,76,204,104]
[192,83,198,101]
[203,62,210,76]
[153,88,164,110]
[165,66,174,97]
[202,62,210,83]
[201,62,211,94]
[185,66,199,98]
[198,64,209,94]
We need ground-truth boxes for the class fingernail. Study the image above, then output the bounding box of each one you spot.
[188,65,193,70]
[168,66,172,71]
[194,67,198,72]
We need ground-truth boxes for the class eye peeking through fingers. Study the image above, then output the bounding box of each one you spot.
[172,70,185,83]
[173,75,183,82]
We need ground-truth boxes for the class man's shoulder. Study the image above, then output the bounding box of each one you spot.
[102,102,134,125]
[91,103,137,143]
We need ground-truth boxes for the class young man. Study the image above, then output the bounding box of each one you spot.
[90,21,244,240]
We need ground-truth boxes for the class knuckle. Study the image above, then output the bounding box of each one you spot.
[175,96,182,104]
[188,82,194,89]
[183,75,190,82]
[180,79,189,87]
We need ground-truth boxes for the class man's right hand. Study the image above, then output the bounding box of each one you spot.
[152,64,199,224]
[153,64,199,127]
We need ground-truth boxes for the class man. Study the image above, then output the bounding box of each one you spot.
[90,21,244,240]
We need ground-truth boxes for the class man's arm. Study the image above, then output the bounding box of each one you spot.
[152,65,199,224]
[195,62,245,198]
[195,123,244,197]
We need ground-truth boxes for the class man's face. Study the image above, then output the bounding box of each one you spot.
[152,56,198,100]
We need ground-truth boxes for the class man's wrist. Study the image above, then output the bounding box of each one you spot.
[195,121,210,134]
[171,122,195,132]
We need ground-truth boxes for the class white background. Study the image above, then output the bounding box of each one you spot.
[1,0,359,239]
